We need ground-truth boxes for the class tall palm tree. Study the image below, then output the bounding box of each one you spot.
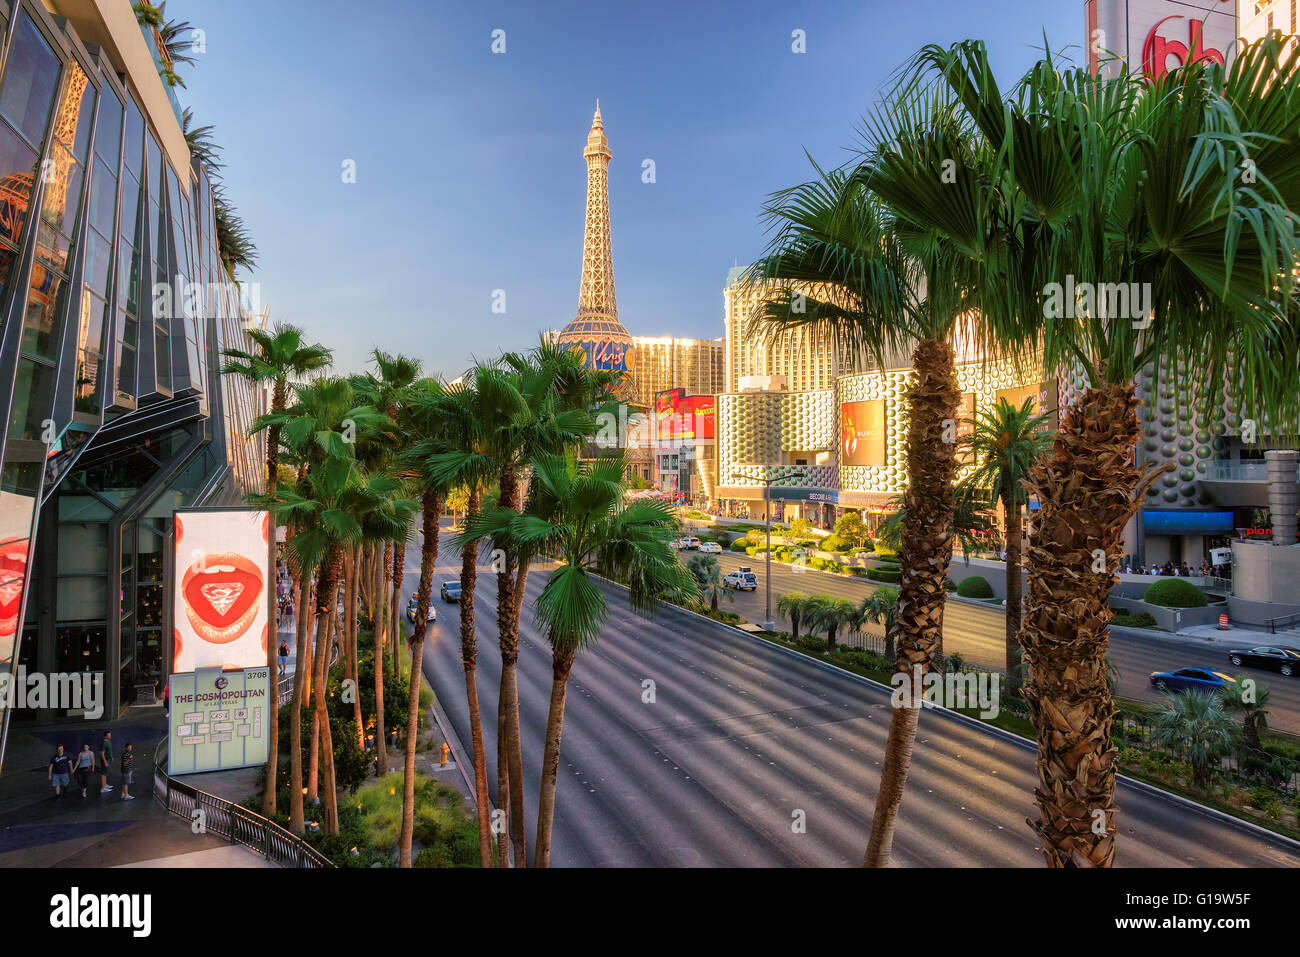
[902,36,1300,866]
[775,591,810,642]
[252,376,394,834]
[966,396,1051,692]
[751,117,989,863]
[465,452,697,867]
[1153,690,1238,789]
[1220,678,1272,752]
[220,323,331,820]
[805,596,856,653]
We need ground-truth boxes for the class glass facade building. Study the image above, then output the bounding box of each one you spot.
[0,0,263,761]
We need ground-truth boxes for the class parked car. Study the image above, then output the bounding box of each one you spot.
[1149,667,1237,694]
[406,595,436,623]
[682,537,701,550]
[440,580,462,602]
[724,570,758,591]
[1226,646,1299,677]
[669,539,684,550]
[697,541,722,553]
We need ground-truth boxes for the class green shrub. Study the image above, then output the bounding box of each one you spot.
[956,576,993,599]
[730,539,749,553]
[745,545,758,556]
[867,567,901,583]
[943,578,957,593]
[1143,578,1207,608]
[1110,607,1158,628]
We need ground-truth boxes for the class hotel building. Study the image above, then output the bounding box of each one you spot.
[0,0,264,758]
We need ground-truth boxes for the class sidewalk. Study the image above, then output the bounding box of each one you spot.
[0,624,303,869]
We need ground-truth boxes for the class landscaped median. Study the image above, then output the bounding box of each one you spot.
[612,571,1300,844]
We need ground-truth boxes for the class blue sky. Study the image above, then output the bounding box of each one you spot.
[168,0,1079,378]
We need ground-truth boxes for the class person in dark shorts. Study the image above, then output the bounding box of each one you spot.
[98,731,114,793]
[48,745,71,797]
[278,640,290,676]
[74,743,94,797]
[120,743,135,801]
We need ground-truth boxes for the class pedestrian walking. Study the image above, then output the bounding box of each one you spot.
[120,743,135,800]
[278,639,289,677]
[74,743,94,797]
[98,731,114,793]
[48,745,71,798]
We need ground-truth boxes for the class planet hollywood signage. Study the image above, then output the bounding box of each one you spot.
[1085,0,1238,80]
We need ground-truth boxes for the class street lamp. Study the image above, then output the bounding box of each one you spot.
[739,464,805,631]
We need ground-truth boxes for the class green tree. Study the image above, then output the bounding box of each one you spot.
[1220,678,1271,751]
[220,323,331,822]
[775,591,810,642]
[687,554,730,613]
[805,595,856,653]
[857,586,900,659]
[466,452,697,866]
[966,396,1051,691]
[833,511,871,550]
[1152,690,1238,789]
[898,36,1300,865]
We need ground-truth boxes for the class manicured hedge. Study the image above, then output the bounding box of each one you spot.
[1143,578,1207,608]
[956,576,994,599]
[867,567,901,583]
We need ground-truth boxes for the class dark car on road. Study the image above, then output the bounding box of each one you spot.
[1227,646,1299,677]
[440,580,462,602]
[1149,667,1237,694]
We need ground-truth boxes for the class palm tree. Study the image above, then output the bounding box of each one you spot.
[1220,678,1272,751]
[775,591,809,642]
[252,376,394,834]
[467,452,697,866]
[393,376,447,867]
[1153,690,1238,789]
[220,323,331,821]
[966,396,1051,691]
[902,36,1300,866]
[687,554,730,613]
[857,586,900,659]
[805,596,856,653]
[751,96,989,863]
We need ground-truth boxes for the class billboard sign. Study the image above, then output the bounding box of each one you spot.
[656,389,716,441]
[841,400,886,466]
[1086,0,1237,81]
[167,665,271,774]
[173,509,270,675]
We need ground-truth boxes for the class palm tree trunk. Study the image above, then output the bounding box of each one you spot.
[313,552,339,835]
[399,492,440,867]
[791,611,800,643]
[506,554,531,867]
[347,542,364,748]
[864,338,959,867]
[459,487,493,867]
[262,415,282,818]
[495,466,519,868]
[1004,497,1024,694]
[383,539,395,683]
[534,645,575,868]
[374,544,388,775]
[1020,381,1161,868]
[390,532,406,681]
[288,561,311,834]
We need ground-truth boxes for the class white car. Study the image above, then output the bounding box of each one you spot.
[724,570,758,591]
[682,537,701,550]
[697,541,722,553]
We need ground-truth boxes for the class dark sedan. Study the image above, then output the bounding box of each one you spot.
[1227,646,1299,677]
[440,580,462,602]
[1149,667,1237,694]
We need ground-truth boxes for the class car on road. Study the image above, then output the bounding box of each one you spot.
[406,595,436,623]
[1149,667,1237,694]
[1226,645,1300,676]
[724,570,758,591]
[440,580,462,602]
[681,536,701,550]
[697,541,722,553]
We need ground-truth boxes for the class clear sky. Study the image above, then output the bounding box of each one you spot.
[167,0,1080,379]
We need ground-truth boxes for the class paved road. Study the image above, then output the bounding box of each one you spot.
[696,550,1300,733]
[403,525,1300,867]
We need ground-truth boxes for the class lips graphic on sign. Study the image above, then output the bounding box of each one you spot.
[0,538,30,643]
[181,552,264,645]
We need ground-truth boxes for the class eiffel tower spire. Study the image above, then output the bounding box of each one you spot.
[556,103,634,376]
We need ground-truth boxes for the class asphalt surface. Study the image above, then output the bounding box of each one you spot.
[404,523,1300,867]
[698,550,1300,734]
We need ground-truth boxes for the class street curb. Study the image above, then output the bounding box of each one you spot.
[423,673,484,812]
[606,579,1300,857]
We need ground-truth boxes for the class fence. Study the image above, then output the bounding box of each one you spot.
[152,741,334,868]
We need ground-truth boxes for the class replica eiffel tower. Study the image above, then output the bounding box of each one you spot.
[555,103,636,382]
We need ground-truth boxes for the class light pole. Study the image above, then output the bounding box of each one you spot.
[740,464,805,630]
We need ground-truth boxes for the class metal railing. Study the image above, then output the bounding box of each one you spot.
[1266,611,1300,634]
[1204,461,1270,481]
[152,741,333,868]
